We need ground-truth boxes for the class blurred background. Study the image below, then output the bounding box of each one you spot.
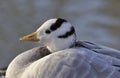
[0,0,120,68]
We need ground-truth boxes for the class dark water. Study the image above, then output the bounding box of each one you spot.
[0,0,120,67]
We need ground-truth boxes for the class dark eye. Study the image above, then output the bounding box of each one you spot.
[45,29,51,34]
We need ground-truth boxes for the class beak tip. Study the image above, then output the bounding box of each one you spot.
[19,37,24,41]
[19,38,22,41]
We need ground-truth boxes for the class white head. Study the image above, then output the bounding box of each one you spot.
[20,18,76,52]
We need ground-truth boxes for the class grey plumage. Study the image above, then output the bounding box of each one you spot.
[6,41,120,78]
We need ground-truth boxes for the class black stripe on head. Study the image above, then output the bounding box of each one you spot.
[50,18,67,31]
[58,26,75,38]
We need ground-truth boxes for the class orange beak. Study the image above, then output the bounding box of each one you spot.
[20,32,40,42]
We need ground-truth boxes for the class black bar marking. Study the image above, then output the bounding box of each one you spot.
[113,64,120,72]
[58,26,75,38]
[113,64,120,67]
[50,18,67,31]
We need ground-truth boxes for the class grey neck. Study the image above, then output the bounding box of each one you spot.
[6,46,51,78]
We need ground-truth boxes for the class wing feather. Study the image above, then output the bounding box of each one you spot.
[22,48,120,78]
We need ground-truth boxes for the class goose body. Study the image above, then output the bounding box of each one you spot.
[6,18,120,78]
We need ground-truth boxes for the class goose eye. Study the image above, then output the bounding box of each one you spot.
[45,29,51,34]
